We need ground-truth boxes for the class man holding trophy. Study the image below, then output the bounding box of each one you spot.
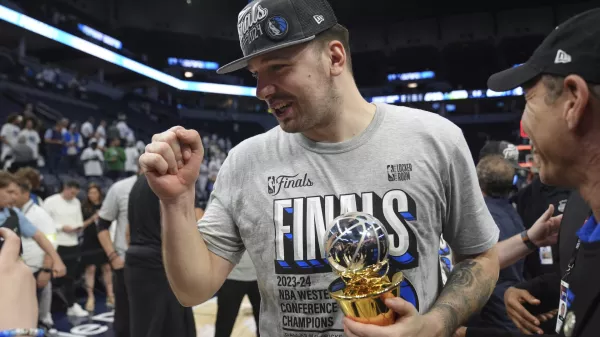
[140,0,503,336]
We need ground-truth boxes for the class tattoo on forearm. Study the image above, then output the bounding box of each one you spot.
[430,259,496,337]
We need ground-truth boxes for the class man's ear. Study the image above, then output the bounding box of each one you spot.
[562,75,589,131]
[327,40,346,77]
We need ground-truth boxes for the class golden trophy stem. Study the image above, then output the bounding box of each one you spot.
[329,263,403,326]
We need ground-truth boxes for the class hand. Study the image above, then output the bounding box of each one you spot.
[528,204,563,247]
[343,297,435,337]
[0,228,38,330]
[110,255,124,270]
[140,126,204,202]
[36,270,51,288]
[536,309,558,323]
[453,327,467,337]
[52,258,66,278]
[504,287,544,334]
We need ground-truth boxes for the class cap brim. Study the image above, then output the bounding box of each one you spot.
[487,62,541,92]
[216,35,317,75]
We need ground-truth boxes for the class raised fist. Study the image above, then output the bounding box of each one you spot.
[139,126,204,202]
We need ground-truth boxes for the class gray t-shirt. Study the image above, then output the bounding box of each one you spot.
[198,103,499,337]
[227,251,258,282]
[98,174,138,258]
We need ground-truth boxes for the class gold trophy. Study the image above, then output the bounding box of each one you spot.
[324,211,403,326]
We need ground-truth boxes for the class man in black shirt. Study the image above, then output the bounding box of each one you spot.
[125,174,196,337]
[515,170,572,281]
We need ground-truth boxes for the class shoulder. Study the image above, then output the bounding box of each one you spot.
[222,126,283,167]
[114,175,138,191]
[378,103,463,141]
[43,194,59,204]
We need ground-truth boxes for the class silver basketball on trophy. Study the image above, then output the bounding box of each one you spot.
[324,211,390,279]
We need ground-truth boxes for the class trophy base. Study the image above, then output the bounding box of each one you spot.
[328,272,403,326]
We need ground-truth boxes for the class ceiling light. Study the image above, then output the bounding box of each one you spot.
[407,82,418,88]
[184,71,193,78]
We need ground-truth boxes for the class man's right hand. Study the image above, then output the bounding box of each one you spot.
[110,255,125,270]
[504,287,544,334]
[140,126,204,202]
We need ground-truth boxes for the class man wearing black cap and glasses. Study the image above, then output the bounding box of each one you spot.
[140,0,504,336]
[456,7,600,337]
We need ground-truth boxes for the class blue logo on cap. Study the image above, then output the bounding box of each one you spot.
[265,15,288,40]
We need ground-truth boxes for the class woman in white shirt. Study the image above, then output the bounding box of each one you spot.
[43,181,88,317]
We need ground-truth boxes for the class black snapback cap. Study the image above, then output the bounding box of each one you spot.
[216,0,337,74]
[488,8,600,92]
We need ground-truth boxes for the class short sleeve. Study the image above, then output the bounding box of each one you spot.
[15,209,38,238]
[197,154,244,265]
[442,131,499,256]
[98,185,119,221]
[44,129,52,140]
[0,124,9,137]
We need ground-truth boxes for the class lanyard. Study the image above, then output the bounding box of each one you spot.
[22,203,33,216]
[562,238,581,281]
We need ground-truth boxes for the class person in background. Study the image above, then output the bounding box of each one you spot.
[44,119,66,174]
[135,140,145,155]
[43,181,88,317]
[80,139,104,178]
[1,114,22,166]
[105,138,126,181]
[22,103,36,122]
[80,117,95,145]
[9,135,35,172]
[0,172,66,283]
[15,167,45,204]
[468,155,561,331]
[96,120,107,141]
[62,123,84,175]
[124,140,140,177]
[18,118,40,164]
[96,173,139,337]
[107,121,120,143]
[80,184,113,312]
[514,148,572,283]
[13,177,58,328]
[214,251,261,337]
[126,173,196,337]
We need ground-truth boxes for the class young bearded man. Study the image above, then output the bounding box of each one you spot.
[140,0,503,336]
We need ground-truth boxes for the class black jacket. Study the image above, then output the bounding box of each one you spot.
[514,177,572,279]
[468,191,596,337]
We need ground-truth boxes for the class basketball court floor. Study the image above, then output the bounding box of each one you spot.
[50,295,257,337]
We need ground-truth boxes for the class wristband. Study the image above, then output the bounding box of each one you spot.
[39,268,52,273]
[521,230,538,250]
[0,328,45,336]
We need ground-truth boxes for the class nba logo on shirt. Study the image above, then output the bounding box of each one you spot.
[268,176,276,195]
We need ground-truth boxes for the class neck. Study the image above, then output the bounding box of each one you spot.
[301,79,376,143]
[578,150,600,221]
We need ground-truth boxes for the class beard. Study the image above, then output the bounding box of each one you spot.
[278,77,340,134]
